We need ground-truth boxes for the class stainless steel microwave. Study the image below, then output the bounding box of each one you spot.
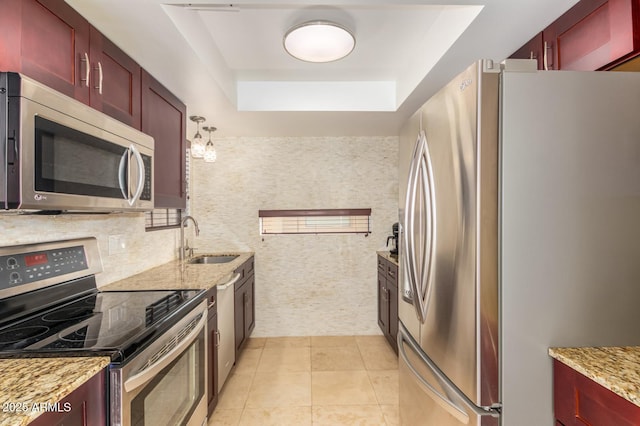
[0,72,153,212]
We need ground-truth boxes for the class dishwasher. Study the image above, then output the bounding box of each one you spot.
[217,272,241,392]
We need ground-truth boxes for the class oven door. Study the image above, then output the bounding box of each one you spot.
[110,301,208,426]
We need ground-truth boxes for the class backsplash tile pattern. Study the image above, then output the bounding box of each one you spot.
[0,213,178,287]
[191,136,398,337]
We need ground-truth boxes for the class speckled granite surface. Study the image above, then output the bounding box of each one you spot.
[377,251,399,266]
[0,253,252,426]
[100,252,253,291]
[549,346,640,407]
[0,357,110,426]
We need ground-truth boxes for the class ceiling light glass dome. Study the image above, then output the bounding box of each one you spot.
[283,21,355,63]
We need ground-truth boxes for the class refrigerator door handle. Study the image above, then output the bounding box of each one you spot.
[403,136,420,306]
[405,130,437,323]
[398,323,501,419]
[417,133,436,318]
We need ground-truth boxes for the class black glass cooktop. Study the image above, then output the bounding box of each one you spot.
[0,289,204,362]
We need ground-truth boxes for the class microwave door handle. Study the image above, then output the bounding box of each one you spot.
[118,148,129,200]
[128,145,145,206]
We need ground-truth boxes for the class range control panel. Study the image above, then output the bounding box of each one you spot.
[0,245,88,289]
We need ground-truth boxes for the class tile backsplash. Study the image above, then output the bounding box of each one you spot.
[0,213,178,288]
[191,135,398,337]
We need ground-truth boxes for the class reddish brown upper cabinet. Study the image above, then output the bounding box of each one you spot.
[0,0,90,101]
[0,0,142,128]
[509,0,640,71]
[29,369,107,426]
[141,70,188,209]
[553,359,640,426]
[88,27,141,129]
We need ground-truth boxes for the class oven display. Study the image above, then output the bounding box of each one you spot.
[25,253,48,267]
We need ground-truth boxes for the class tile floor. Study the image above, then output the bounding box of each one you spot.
[208,335,399,425]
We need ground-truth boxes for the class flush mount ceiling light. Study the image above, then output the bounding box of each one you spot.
[283,21,355,63]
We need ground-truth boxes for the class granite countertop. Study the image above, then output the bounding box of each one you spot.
[0,251,253,426]
[377,250,399,266]
[0,356,111,426]
[100,251,254,291]
[549,346,640,407]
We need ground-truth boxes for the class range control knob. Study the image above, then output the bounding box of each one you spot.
[9,271,21,284]
[7,257,18,269]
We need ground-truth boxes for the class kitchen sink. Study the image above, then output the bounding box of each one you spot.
[188,254,239,264]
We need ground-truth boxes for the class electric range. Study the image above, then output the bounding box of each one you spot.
[0,237,205,364]
[0,237,210,425]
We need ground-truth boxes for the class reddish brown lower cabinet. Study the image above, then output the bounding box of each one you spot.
[141,70,187,209]
[29,369,106,426]
[205,287,219,416]
[234,257,255,359]
[553,359,640,425]
[377,254,398,353]
[509,0,640,71]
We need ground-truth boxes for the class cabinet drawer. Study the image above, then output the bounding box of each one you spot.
[377,255,387,273]
[386,263,398,285]
[235,256,255,281]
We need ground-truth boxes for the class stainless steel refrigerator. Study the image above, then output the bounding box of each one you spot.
[397,59,640,426]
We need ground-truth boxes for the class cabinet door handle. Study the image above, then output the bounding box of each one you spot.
[95,62,103,94]
[543,41,552,70]
[215,329,221,347]
[81,52,90,87]
[208,299,216,310]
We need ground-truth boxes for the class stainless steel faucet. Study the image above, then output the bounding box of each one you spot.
[180,216,200,261]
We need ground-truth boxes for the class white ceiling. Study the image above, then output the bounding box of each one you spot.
[65,0,580,137]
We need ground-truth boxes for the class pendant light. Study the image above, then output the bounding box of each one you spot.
[203,126,217,163]
[190,116,206,158]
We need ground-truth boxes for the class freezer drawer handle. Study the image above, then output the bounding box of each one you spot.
[398,323,501,420]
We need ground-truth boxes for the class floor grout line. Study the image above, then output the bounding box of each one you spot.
[210,335,398,426]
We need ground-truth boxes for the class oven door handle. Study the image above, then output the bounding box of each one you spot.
[124,310,207,392]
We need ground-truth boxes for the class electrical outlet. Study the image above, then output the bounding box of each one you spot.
[108,235,126,255]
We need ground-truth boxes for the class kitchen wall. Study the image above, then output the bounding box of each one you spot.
[1,213,179,287]
[191,135,398,337]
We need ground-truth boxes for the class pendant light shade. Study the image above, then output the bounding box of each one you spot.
[190,116,206,158]
[203,126,217,163]
[284,21,355,63]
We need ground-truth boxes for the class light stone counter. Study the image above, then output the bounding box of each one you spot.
[549,346,640,407]
[377,250,399,266]
[100,251,254,291]
[0,252,253,425]
[0,356,110,426]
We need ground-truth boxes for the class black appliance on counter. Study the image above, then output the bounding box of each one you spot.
[0,238,208,426]
[386,222,399,256]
